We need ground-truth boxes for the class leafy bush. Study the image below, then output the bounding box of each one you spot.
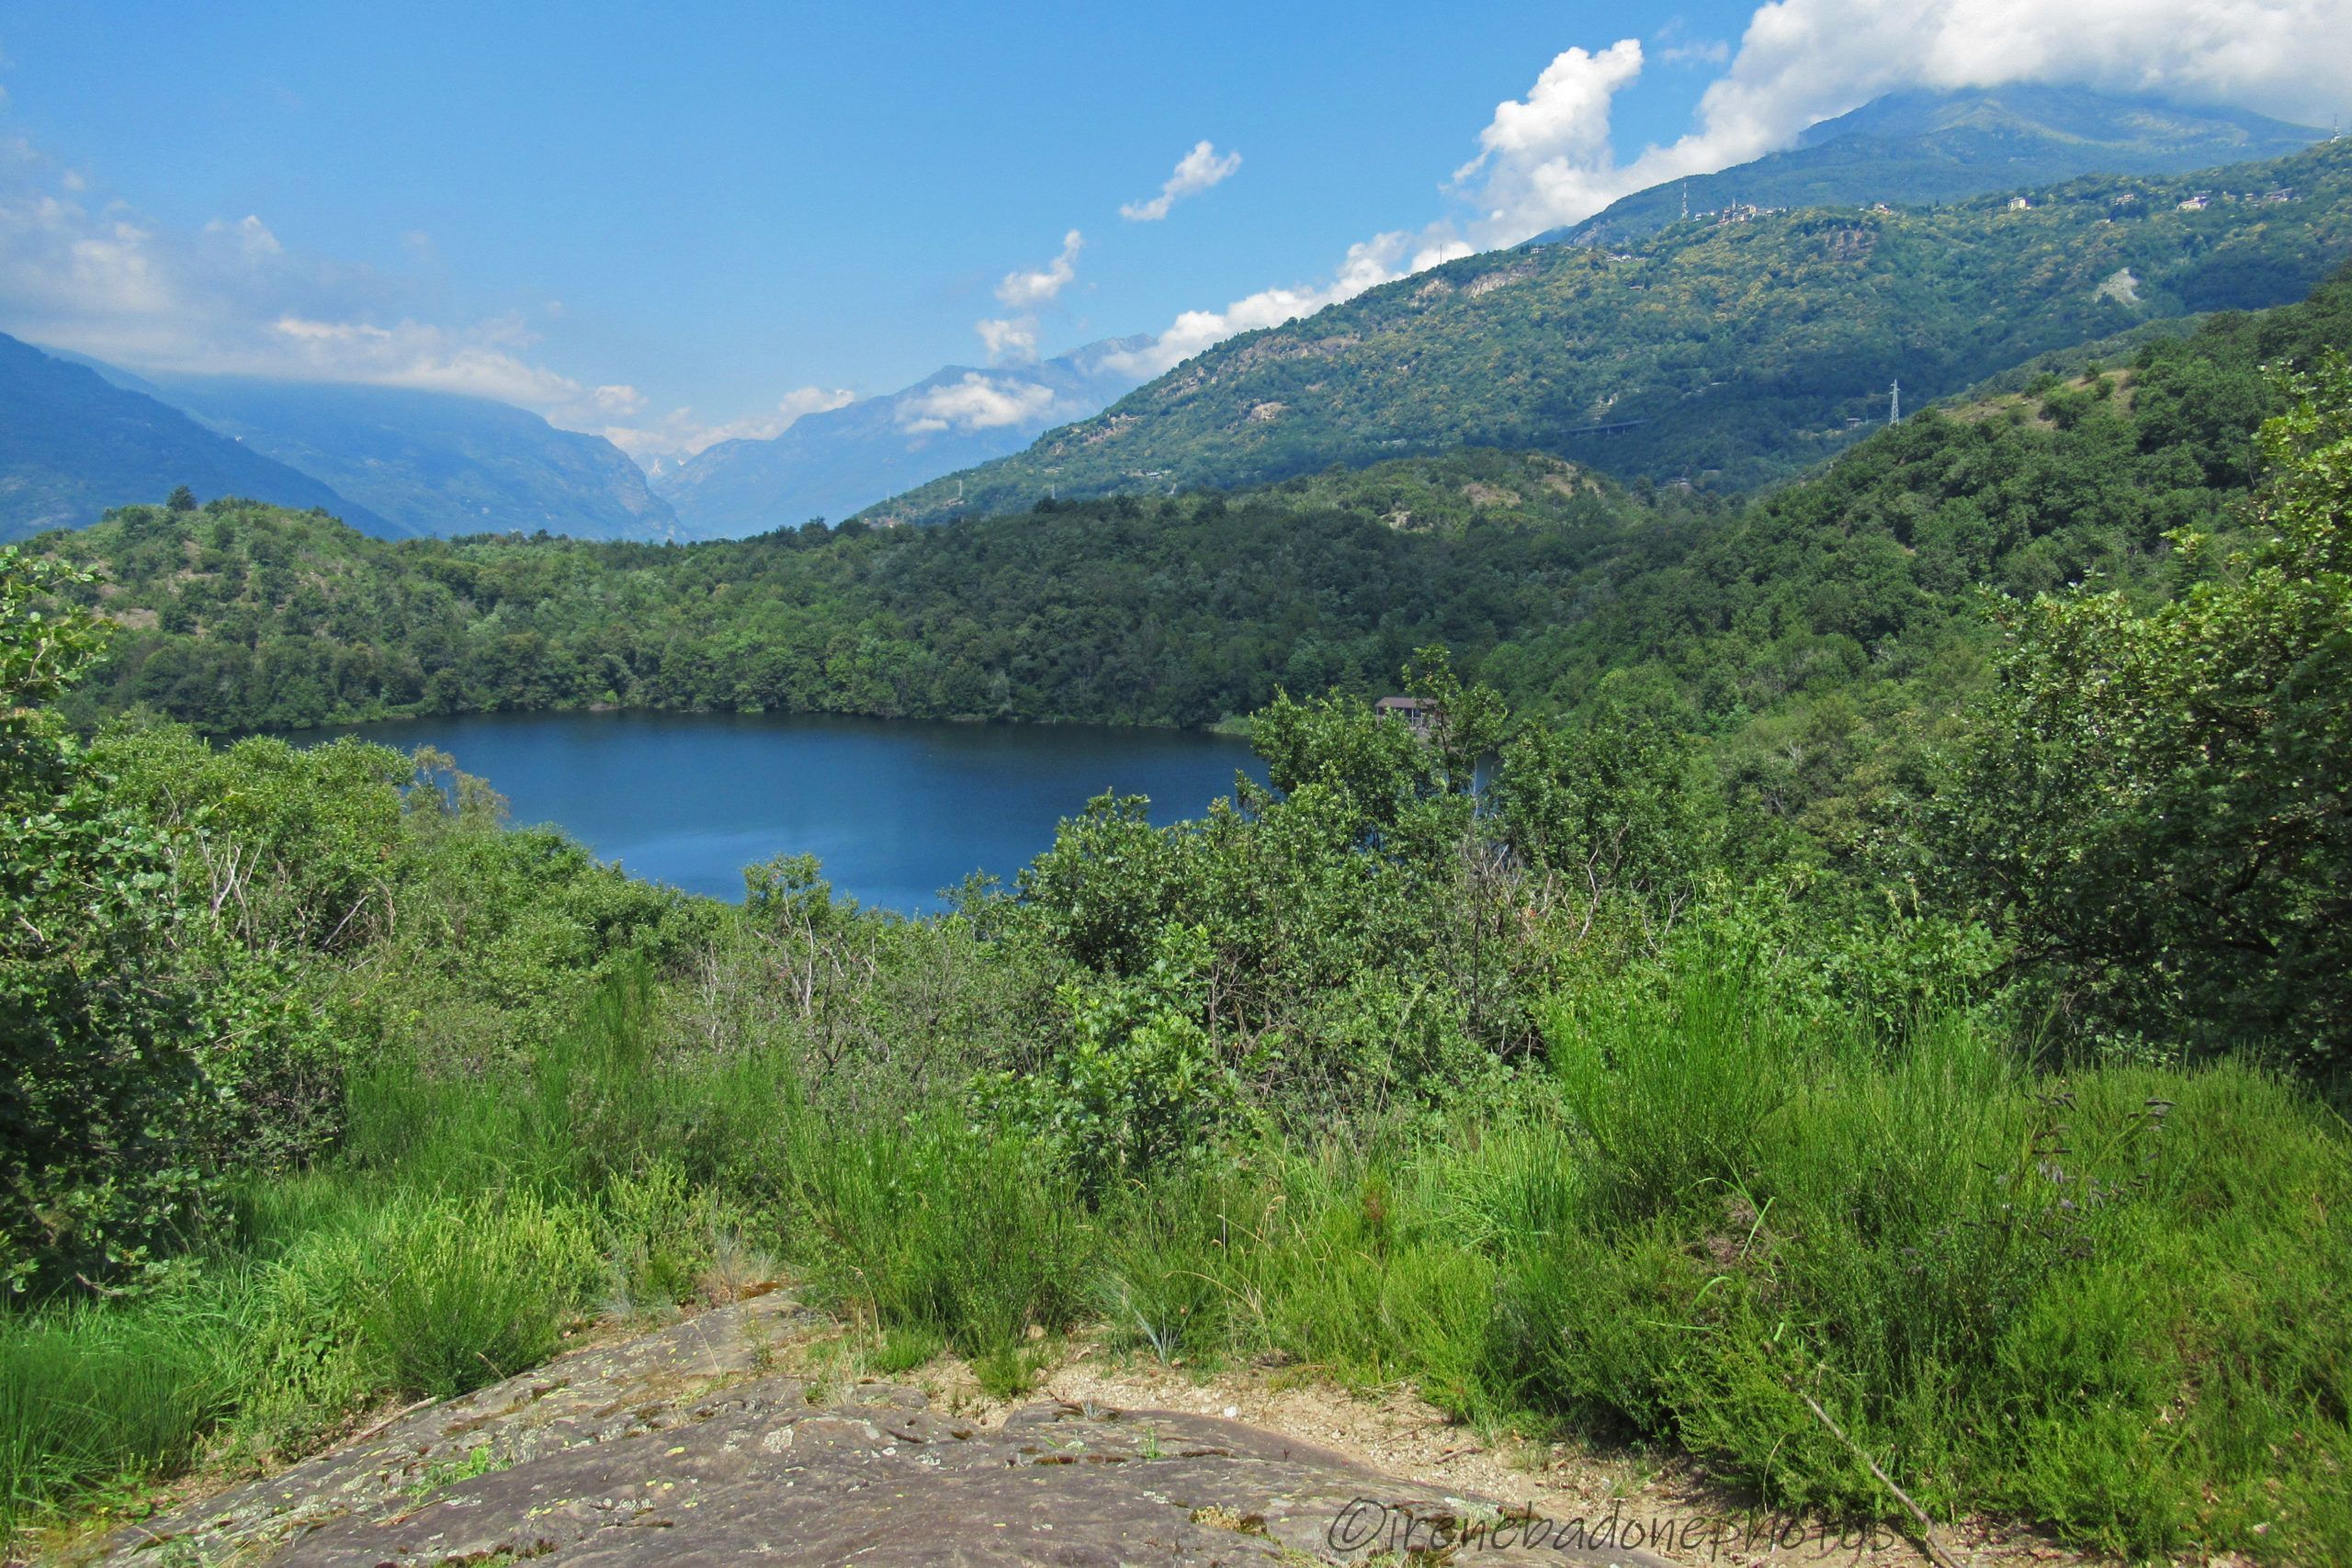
[977,926,1242,1191]
[0,551,219,1295]
[1939,356,2352,1064]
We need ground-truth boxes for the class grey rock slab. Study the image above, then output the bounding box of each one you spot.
[103,1296,1667,1566]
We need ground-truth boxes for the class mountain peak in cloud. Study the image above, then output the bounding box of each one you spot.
[1528,82,2322,248]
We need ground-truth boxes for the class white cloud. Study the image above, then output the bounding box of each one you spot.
[603,386,857,461]
[1107,228,1472,379]
[896,372,1058,435]
[973,229,1088,365]
[1452,39,1648,245]
[995,228,1082,308]
[1460,41,1645,183]
[1121,140,1243,220]
[976,315,1038,363]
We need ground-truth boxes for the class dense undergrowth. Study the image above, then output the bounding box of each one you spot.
[5,960,2345,1558]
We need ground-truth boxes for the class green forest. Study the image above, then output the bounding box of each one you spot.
[6,220,2352,1567]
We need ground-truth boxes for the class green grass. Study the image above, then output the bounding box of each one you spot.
[4,966,2346,1560]
[778,1103,1090,1359]
[867,1325,945,1376]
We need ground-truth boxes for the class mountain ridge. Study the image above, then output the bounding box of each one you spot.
[0,334,386,540]
[857,139,2352,525]
[136,375,682,542]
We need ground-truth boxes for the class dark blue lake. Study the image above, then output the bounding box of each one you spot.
[307,711,1265,911]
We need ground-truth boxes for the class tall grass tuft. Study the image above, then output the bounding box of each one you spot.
[357,1194,594,1399]
[1464,976,2352,1555]
[781,1104,1088,1359]
[0,1305,233,1533]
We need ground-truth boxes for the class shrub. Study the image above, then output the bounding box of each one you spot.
[1,551,220,1296]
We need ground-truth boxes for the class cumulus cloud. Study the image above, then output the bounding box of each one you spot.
[896,372,1058,435]
[1121,140,1243,220]
[603,386,857,461]
[1452,39,1648,244]
[995,228,1082,309]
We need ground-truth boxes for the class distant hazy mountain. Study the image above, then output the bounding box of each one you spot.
[120,375,680,542]
[1532,85,2321,248]
[652,338,1149,538]
[0,333,379,541]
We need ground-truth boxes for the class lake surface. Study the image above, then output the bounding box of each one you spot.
[308,711,1265,910]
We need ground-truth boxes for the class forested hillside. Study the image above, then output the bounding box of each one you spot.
[45,447,1637,733]
[867,141,2352,522]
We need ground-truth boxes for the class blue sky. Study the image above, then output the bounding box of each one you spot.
[1,1,2339,458]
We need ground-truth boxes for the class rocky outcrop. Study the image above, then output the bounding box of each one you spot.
[103,1293,1668,1566]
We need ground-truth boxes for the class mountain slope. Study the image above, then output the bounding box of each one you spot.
[0,334,380,541]
[1534,85,2321,249]
[132,376,680,542]
[652,337,1147,538]
[863,141,2352,523]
